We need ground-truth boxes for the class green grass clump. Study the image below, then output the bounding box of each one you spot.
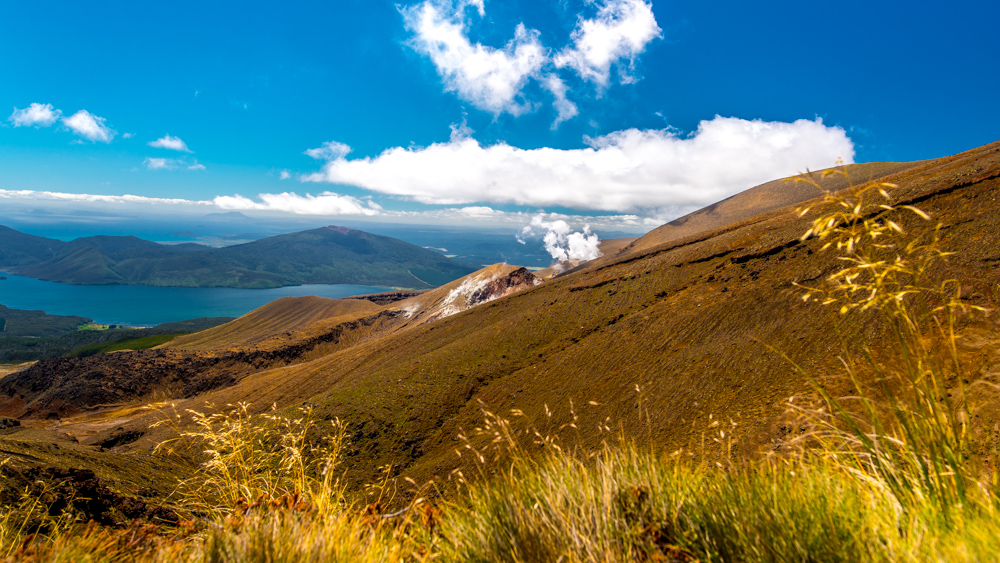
[436,443,1000,562]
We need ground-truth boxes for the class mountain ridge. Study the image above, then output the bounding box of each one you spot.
[0,225,476,289]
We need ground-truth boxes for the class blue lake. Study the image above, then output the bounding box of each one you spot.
[0,274,392,326]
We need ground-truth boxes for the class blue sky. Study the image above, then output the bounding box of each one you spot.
[2,0,998,236]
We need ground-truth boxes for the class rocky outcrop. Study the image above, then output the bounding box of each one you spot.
[423,266,539,322]
[348,291,425,305]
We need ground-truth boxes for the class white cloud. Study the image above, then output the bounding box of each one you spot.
[62,110,116,143]
[0,188,211,206]
[520,215,602,262]
[213,192,383,216]
[0,187,657,231]
[9,103,62,127]
[279,170,291,180]
[555,0,661,87]
[457,205,497,217]
[391,207,658,231]
[305,140,352,161]
[403,1,546,116]
[402,0,661,121]
[144,157,204,171]
[543,74,578,129]
[144,157,175,170]
[303,116,855,215]
[148,134,192,152]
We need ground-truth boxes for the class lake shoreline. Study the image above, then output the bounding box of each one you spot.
[0,273,393,326]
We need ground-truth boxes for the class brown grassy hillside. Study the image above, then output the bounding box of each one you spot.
[90,141,993,490]
[616,161,921,257]
[3,141,998,496]
[162,296,382,351]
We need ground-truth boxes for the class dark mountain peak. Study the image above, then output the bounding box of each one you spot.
[324,225,351,235]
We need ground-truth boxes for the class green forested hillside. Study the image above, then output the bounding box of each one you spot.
[0,315,233,362]
[0,304,90,337]
[0,225,475,289]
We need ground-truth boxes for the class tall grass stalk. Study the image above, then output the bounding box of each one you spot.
[789,173,993,521]
[153,402,349,517]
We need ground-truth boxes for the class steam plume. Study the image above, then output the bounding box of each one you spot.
[520,215,602,263]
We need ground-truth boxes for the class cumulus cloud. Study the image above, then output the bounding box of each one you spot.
[62,110,116,143]
[303,116,855,215]
[402,0,661,121]
[305,140,352,161]
[188,162,206,171]
[148,134,192,152]
[555,0,661,87]
[9,103,62,127]
[279,170,292,180]
[403,0,546,116]
[520,214,602,262]
[213,192,383,216]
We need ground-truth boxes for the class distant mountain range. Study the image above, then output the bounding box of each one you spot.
[0,225,476,289]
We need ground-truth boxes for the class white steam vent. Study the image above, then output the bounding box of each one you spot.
[519,214,602,262]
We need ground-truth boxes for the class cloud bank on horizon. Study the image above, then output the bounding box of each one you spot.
[0,187,653,234]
